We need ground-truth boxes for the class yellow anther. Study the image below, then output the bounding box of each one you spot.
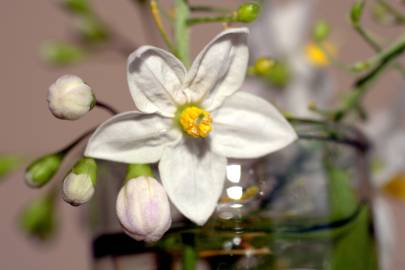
[179,106,213,138]
[305,42,336,67]
[383,173,405,200]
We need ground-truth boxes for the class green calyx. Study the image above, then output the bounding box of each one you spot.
[351,0,365,25]
[126,164,154,181]
[25,153,65,188]
[71,157,97,186]
[236,2,261,23]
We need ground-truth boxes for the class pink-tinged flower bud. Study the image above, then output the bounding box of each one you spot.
[116,176,171,242]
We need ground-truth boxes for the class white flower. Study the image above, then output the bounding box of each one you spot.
[116,176,172,242]
[85,28,297,225]
[247,0,334,118]
[48,75,95,120]
[62,172,95,206]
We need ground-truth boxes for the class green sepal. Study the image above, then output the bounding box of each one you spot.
[71,157,97,186]
[126,164,153,181]
[25,153,64,188]
[19,190,57,241]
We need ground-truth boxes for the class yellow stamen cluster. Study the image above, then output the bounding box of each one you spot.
[383,173,405,200]
[179,106,213,138]
[305,42,336,67]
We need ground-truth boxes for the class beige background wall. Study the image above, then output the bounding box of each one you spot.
[0,0,404,269]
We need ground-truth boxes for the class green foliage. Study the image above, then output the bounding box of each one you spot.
[41,42,86,66]
[236,2,261,23]
[0,155,22,181]
[312,20,331,42]
[19,191,57,241]
[351,0,365,26]
[182,246,197,270]
[25,153,64,188]
[329,207,377,270]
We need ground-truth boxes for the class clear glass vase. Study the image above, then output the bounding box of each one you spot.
[89,121,378,270]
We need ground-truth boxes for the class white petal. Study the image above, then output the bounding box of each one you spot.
[184,28,249,111]
[127,46,187,116]
[211,92,297,159]
[85,111,181,164]
[159,140,226,225]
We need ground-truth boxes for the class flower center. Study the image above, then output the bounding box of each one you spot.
[305,42,336,66]
[179,106,213,138]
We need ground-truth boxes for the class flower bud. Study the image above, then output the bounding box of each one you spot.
[351,0,365,26]
[312,20,331,42]
[253,57,275,76]
[116,176,172,242]
[25,153,64,188]
[265,61,291,88]
[63,157,97,206]
[236,3,261,23]
[19,190,57,241]
[48,75,95,120]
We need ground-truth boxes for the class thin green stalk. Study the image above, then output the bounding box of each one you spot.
[187,15,236,26]
[334,34,405,121]
[150,0,177,55]
[190,5,230,13]
[175,0,190,66]
[377,0,405,24]
[353,20,405,76]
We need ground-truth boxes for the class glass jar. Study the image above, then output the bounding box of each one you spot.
[89,121,378,270]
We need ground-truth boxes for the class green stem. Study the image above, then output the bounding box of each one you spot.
[190,5,230,13]
[96,101,118,115]
[187,15,236,26]
[353,21,405,76]
[182,246,197,270]
[377,0,405,24]
[334,34,405,121]
[175,0,190,66]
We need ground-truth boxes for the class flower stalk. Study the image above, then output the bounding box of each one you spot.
[174,0,191,66]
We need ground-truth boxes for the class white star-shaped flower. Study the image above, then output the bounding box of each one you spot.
[85,28,297,225]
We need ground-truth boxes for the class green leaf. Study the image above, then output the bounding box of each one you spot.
[0,155,22,181]
[19,190,57,241]
[41,42,86,66]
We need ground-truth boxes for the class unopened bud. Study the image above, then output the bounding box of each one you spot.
[63,157,97,206]
[253,57,275,76]
[48,75,95,120]
[19,190,57,240]
[236,2,260,23]
[265,61,291,88]
[351,0,365,26]
[116,176,172,242]
[312,20,331,42]
[351,61,370,72]
[25,153,64,188]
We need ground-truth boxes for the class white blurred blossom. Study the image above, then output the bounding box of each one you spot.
[246,0,334,118]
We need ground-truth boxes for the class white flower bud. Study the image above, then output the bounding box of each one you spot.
[116,176,172,242]
[48,75,95,120]
[63,173,95,206]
